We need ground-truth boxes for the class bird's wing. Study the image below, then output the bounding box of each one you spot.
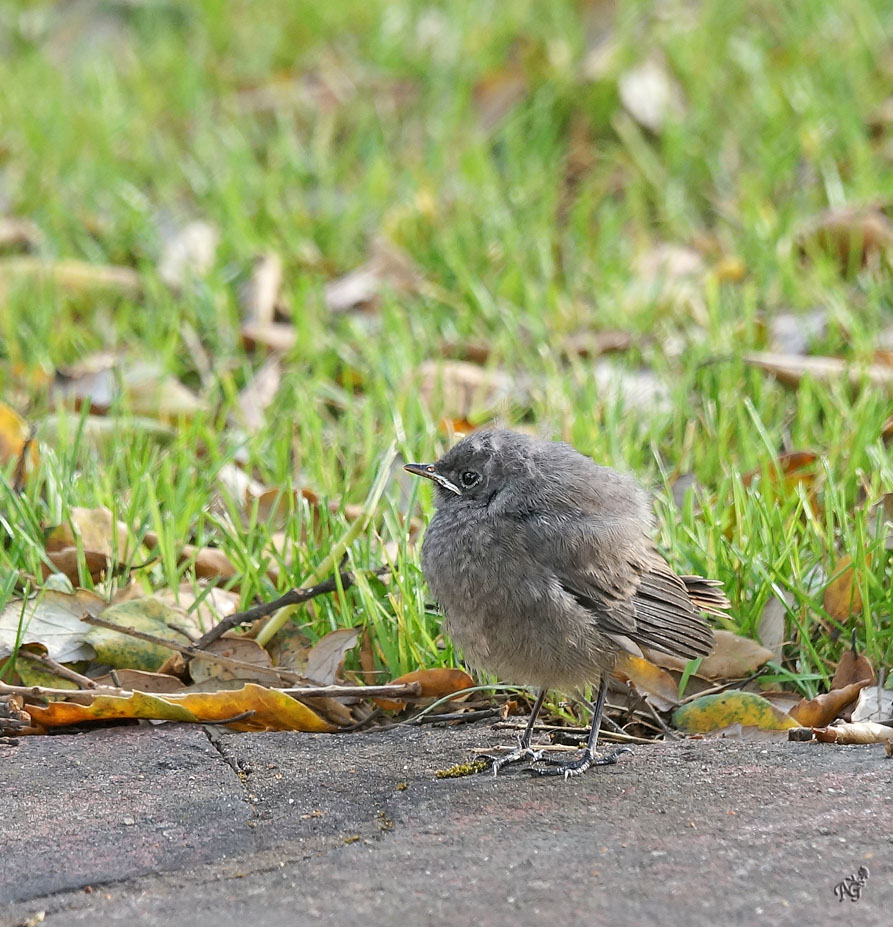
[521,513,719,658]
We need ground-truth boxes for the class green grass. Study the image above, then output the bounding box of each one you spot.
[1,0,892,697]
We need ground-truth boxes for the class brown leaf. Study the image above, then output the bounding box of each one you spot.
[416,359,518,421]
[744,352,893,391]
[304,627,361,686]
[823,555,863,621]
[613,653,679,711]
[52,356,204,421]
[46,506,131,561]
[797,206,893,270]
[741,450,817,490]
[90,669,186,694]
[189,636,281,686]
[696,630,775,680]
[42,548,116,584]
[789,681,870,727]
[324,239,423,314]
[812,720,893,745]
[831,648,875,689]
[374,667,475,711]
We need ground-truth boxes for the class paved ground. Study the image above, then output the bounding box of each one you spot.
[2,722,889,926]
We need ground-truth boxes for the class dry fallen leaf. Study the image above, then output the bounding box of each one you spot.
[416,359,519,422]
[673,691,800,733]
[304,627,361,686]
[241,320,298,353]
[745,351,893,392]
[831,648,875,689]
[0,589,104,664]
[46,505,131,562]
[374,667,475,711]
[188,636,282,686]
[741,450,818,492]
[613,653,679,711]
[25,682,336,733]
[788,681,870,727]
[324,239,423,313]
[797,206,893,270]
[850,683,893,723]
[823,555,863,622]
[52,356,205,421]
[812,720,893,745]
[696,630,775,680]
[90,669,186,694]
[757,592,791,662]
[158,220,219,289]
[240,252,283,324]
[234,357,282,434]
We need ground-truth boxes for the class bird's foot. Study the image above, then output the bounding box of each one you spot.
[525,746,633,780]
[481,738,546,777]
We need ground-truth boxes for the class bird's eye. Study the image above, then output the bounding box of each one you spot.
[460,470,480,488]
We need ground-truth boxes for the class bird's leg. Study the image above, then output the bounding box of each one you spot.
[527,678,632,779]
[481,687,548,776]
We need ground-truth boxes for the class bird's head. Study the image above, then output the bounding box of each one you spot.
[404,430,539,508]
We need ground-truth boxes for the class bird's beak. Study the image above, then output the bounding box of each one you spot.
[403,463,462,495]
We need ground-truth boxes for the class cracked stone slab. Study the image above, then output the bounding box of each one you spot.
[4,724,891,927]
[0,726,250,904]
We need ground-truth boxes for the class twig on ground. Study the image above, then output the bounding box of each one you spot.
[14,650,98,688]
[0,680,130,698]
[80,612,306,683]
[193,565,391,650]
[277,682,421,699]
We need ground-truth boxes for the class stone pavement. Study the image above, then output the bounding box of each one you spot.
[2,723,889,926]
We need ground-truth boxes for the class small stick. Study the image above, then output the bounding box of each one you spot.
[81,612,306,682]
[193,565,391,650]
[0,680,130,698]
[0,678,421,703]
[277,682,421,699]
[14,650,98,688]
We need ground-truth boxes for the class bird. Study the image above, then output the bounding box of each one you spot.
[404,429,728,779]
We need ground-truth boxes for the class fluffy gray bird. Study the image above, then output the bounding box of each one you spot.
[405,429,728,779]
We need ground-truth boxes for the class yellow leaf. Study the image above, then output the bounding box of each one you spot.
[673,691,800,733]
[375,668,475,711]
[25,683,335,733]
[613,653,679,711]
[27,690,200,728]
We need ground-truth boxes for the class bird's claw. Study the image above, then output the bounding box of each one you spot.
[480,740,546,776]
[524,746,633,779]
